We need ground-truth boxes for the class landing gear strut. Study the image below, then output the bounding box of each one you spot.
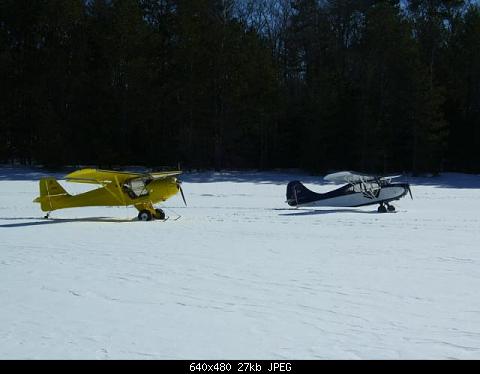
[44,212,51,219]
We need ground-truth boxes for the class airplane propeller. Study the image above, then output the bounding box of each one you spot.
[408,185,413,200]
[177,181,187,206]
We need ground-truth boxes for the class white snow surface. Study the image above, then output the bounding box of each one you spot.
[1,167,480,359]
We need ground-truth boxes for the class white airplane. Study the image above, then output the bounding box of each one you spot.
[286,171,413,213]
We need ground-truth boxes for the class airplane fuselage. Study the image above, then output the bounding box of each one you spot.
[287,182,411,208]
[36,177,179,212]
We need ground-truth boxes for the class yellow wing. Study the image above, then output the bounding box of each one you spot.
[65,169,182,185]
[65,169,143,185]
[149,171,182,180]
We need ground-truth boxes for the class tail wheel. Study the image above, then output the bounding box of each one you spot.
[138,210,153,222]
[155,209,166,220]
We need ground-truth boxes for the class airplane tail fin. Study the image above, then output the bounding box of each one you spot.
[286,181,316,207]
[34,178,70,212]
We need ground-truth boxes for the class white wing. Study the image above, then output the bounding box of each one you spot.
[324,171,376,184]
[379,175,402,183]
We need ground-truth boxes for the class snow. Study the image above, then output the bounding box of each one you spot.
[1,167,480,359]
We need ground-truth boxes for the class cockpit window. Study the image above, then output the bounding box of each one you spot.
[353,184,363,193]
[348,181,381,194]
[123,178,151,199]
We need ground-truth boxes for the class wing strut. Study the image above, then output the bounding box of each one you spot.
[114,175,127,206]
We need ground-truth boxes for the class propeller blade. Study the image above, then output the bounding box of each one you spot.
[179,185,187,206]
[408,185,413,200]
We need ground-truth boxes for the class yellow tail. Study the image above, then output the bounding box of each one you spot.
[34,178,70,212]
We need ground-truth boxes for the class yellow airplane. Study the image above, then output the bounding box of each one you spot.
[34,168,187,221]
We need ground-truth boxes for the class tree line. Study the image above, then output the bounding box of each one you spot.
[1,0,479,174]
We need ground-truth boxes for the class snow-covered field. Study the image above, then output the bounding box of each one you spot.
[1,167,480,359]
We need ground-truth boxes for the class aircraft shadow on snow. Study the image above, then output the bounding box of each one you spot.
[279,208,380,217]
[0,217,134,228]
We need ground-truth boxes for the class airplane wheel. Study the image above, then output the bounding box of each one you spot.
[155,209,166,220]
[387,205,396,212]
[138,210,153,222]
[378,205,387,214]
